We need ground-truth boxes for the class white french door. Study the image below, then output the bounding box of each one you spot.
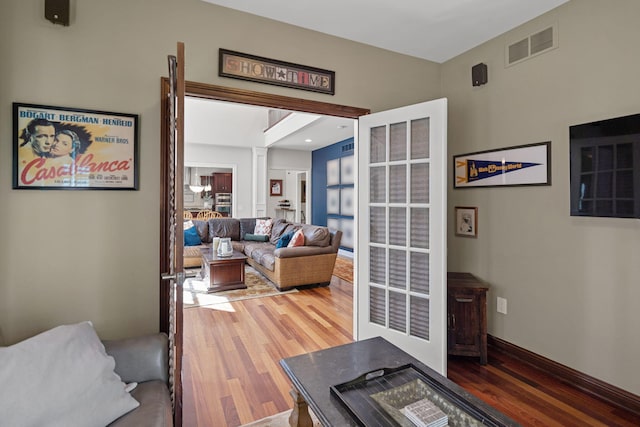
[356,99,448,374]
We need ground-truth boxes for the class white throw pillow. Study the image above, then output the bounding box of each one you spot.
[0,321,140,427]
[254,218,273,235]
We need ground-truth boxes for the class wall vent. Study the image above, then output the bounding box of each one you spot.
[506,23,558,67]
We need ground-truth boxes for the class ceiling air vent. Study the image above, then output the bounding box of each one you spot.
[506,23,557,67]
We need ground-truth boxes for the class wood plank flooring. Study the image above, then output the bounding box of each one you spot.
[182,276,353,427]
[182,275,640,427]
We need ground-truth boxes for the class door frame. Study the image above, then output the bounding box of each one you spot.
[159,80,369,333]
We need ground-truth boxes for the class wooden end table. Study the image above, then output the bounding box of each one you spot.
[200,248,248,293]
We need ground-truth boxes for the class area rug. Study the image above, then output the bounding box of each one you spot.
[240,409,321,427]
[183,265,297,308]
[332,255,353,283]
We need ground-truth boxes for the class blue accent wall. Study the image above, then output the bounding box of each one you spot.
[312,137,355,251]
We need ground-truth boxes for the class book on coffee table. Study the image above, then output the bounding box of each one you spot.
[402,398,448,427]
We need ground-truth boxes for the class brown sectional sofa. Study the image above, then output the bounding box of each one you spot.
[184,217,342,291]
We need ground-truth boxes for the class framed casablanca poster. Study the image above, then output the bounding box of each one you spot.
[13,103,139,190]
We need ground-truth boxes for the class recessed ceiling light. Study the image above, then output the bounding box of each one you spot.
[338,125,348,129]
[305,138,312,143]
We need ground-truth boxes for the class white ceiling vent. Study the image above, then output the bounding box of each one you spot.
[506,23,558,66]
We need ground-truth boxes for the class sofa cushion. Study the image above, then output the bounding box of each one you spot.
[269,218,290,244]
[0,321,139,427]
[209,218,240,241]
[302,225,331,247]
[191,220,210,243]
[250,245,276,271]
[288,229,305,247]
[108,380,172,427]
[238,218,257,240]
[260,253,276,271]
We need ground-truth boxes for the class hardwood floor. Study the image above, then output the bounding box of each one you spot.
[182,276,353,427]
[182,276,639,427]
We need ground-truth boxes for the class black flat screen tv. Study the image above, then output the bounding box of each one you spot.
[570,113,640,218]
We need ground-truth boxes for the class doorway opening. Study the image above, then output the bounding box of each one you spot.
[160,79,369,424]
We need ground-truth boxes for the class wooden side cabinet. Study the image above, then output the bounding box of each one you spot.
[447,272,489,365]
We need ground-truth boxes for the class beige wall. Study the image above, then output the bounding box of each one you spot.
[0,0,440,344]
[442,0,640,394]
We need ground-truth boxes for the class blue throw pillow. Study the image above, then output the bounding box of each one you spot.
[184,226,202,246]
[276,231,294,249]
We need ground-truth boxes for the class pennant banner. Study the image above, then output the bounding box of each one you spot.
[454,142,551,188]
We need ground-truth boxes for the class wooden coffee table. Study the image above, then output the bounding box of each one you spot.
[200,248,248,293]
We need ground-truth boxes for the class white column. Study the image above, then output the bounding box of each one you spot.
[252,147,268,217]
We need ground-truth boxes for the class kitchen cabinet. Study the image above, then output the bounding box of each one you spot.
[213,173,232,193]
[447,272,489,365]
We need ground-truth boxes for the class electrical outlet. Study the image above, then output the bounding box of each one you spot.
[497,297,508,314]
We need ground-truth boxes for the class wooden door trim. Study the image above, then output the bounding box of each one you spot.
[176,80,370,118]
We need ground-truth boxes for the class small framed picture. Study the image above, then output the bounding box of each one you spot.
[455,206,478,238]
[270,179,283,196]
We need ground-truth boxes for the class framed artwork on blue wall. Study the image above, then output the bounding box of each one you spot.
[341,155,354,184]
[327,188,340,214]
[340,187,355,216]
[327,158,340,186]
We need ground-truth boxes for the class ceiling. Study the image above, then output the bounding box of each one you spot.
[189,0,569,152]
[185,97,356,151]
[201,0,568,63]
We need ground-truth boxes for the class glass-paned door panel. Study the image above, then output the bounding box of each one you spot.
[389,291,407,333]
[390,122,407,161]
[370,246,386,285]
[411,118,430,159]
[389,249,407,290]
[410,252,430,294]
[358,99,447,374]
[410,295,430,340]
[370,207,386,244]
[410,207,429,249]
[389,207,406,246]
[370,286,386,325]
[370,166,386,203]
[371,126,386,163]
[389,164,407,203]
[411,163,429,203]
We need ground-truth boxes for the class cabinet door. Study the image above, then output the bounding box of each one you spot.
[213,173,232,193]
[448,291,480,354]
[222,173,232,192]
